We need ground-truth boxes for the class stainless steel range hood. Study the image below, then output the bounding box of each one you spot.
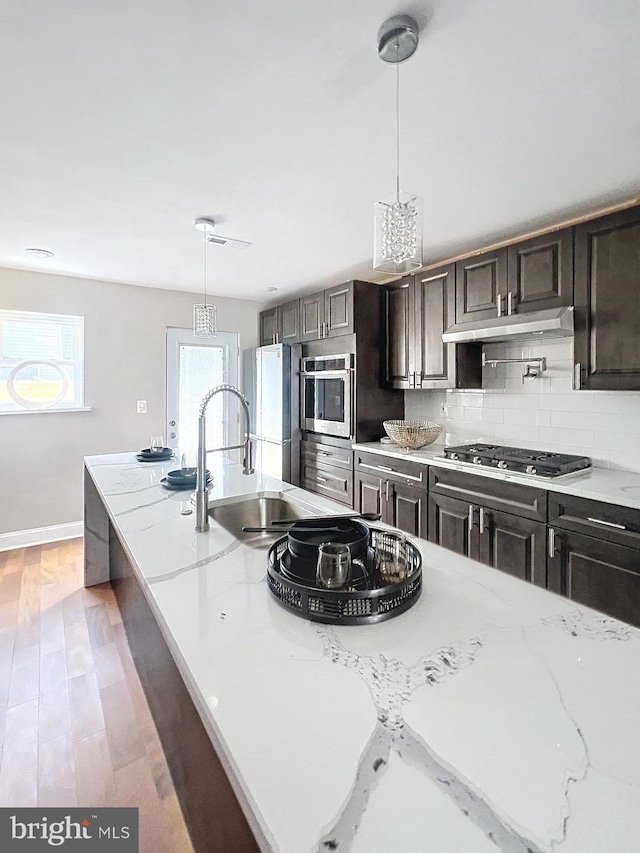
[442,305,574,344]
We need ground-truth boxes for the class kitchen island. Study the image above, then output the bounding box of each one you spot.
[84,453,640,853]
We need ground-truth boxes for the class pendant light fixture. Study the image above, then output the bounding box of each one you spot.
[193,217,217,337]
[373,15,423,274]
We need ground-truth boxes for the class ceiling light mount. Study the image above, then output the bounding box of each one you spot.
[377,15,419,64]
[194,217,216,233]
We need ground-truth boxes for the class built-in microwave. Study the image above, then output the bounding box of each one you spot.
[301,353,353,439]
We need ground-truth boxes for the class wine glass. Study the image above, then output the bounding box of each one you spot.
[150,435,165,453]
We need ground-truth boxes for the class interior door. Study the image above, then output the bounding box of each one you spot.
[166,328,239,454]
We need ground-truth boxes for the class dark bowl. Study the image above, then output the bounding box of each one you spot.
[287,519,369,563]
[138,447,173,459]
[166,467,209,483]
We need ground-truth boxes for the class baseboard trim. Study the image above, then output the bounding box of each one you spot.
[0,521,83,552]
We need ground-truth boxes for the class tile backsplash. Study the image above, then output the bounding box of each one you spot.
[404,338,640,472]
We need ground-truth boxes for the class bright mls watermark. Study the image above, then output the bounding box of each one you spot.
[0,809,138,850]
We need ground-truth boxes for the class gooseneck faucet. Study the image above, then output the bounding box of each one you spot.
[195,384,255,532]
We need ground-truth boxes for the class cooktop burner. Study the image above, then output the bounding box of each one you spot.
[443,443,592,477]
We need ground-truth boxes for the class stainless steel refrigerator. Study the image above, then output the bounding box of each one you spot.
[243,343,292,481]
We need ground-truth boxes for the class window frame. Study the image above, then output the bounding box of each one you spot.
[0,308,90,415]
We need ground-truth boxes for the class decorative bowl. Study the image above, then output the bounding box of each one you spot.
[383,420,442,450]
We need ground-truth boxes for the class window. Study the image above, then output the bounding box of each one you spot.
[0,309,85,412]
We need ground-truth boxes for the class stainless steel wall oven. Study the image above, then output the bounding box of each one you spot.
[301,353,353,439]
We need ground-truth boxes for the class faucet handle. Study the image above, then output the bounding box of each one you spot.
[243,438,255,475]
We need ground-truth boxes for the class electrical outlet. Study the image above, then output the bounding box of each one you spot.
[136,400,147,414]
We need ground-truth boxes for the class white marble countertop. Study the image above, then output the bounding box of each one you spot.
[353,441,640,511]
[85,452,640,853]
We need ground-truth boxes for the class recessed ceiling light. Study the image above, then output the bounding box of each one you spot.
[261,286,278,293]
[25,248,54,258]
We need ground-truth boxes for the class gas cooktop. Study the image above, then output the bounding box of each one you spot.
[442,443,592,478]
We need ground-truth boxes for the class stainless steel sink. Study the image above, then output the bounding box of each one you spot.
[209,496,309,549]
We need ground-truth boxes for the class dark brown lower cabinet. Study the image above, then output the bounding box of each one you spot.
[429,495,546,585]
[354,471,427,538]
[477,508,547,587]
[428,493,477,558]
[547,529,640,628]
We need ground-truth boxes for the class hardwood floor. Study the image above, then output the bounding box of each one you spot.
[0,539,193,853]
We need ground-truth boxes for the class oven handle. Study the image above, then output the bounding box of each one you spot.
[302,369,353,377]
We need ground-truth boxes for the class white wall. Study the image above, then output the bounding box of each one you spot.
[405,337,640,472]
[0,267,263,536]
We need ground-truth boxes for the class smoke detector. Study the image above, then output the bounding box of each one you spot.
[194,218,251,250]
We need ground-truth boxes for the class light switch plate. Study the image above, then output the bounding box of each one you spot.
[136,400,147,414]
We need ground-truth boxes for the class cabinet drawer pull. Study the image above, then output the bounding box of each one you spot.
[468,504,475,532]
[317,451,331,457]
[479,506,485,535]
[586,517,627,530]
[377,465,394,473]
[385,479,389,502]
[548,527,556,558]
[316,475,329,483]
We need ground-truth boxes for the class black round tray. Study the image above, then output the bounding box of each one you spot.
[267,527,422,625]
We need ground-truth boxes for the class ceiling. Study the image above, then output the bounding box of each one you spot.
[1,0,640,301]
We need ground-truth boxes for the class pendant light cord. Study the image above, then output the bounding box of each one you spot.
[202,229,208,306]
[395,41,400,202]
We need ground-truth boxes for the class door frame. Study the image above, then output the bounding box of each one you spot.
[165,327,239,451]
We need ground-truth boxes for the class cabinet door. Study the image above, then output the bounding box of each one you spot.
[387,481,428,538]
[506,228,573,315]
[414,264,454,387]
[428,493,477,558]
[455,248,507,324]
[548,529,640,628]
[354,471,383,519]
[324,282,354,338]
[299,292,324,342]
[259,308,278,346]
[278,299,300,344]
[478,509,547,587]
[574,206,640,390]
[383,280,413,389]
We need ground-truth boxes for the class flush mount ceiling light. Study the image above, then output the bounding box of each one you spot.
[373,14,423,275]
[25,248,54,258]
[193,218,217,337]
[261,286,278,293]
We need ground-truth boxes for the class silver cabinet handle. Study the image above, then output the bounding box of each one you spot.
[574,363,582,390]
[377,465,394,473]
[316,475,329,483]
[507,291,514,315]
[318,450,331,457]
[497,296,502,318]
[586,517,627,530]
[548,527,556,558]
[385,479,390,502]
[479,506,485,535]
[468,504,475,532]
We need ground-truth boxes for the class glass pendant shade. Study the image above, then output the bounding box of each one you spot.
[373,191,423,274]
[193,303,217,337]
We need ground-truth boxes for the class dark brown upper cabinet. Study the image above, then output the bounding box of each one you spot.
[259,306,278,346]
[574,205,640,390]
[455,248,507,324]
[299,282,355,342]
[506,228,573,314]
[385,266,481,390]
[383,280,412,388]
[259,299,300,345]
[455,230,573,324]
